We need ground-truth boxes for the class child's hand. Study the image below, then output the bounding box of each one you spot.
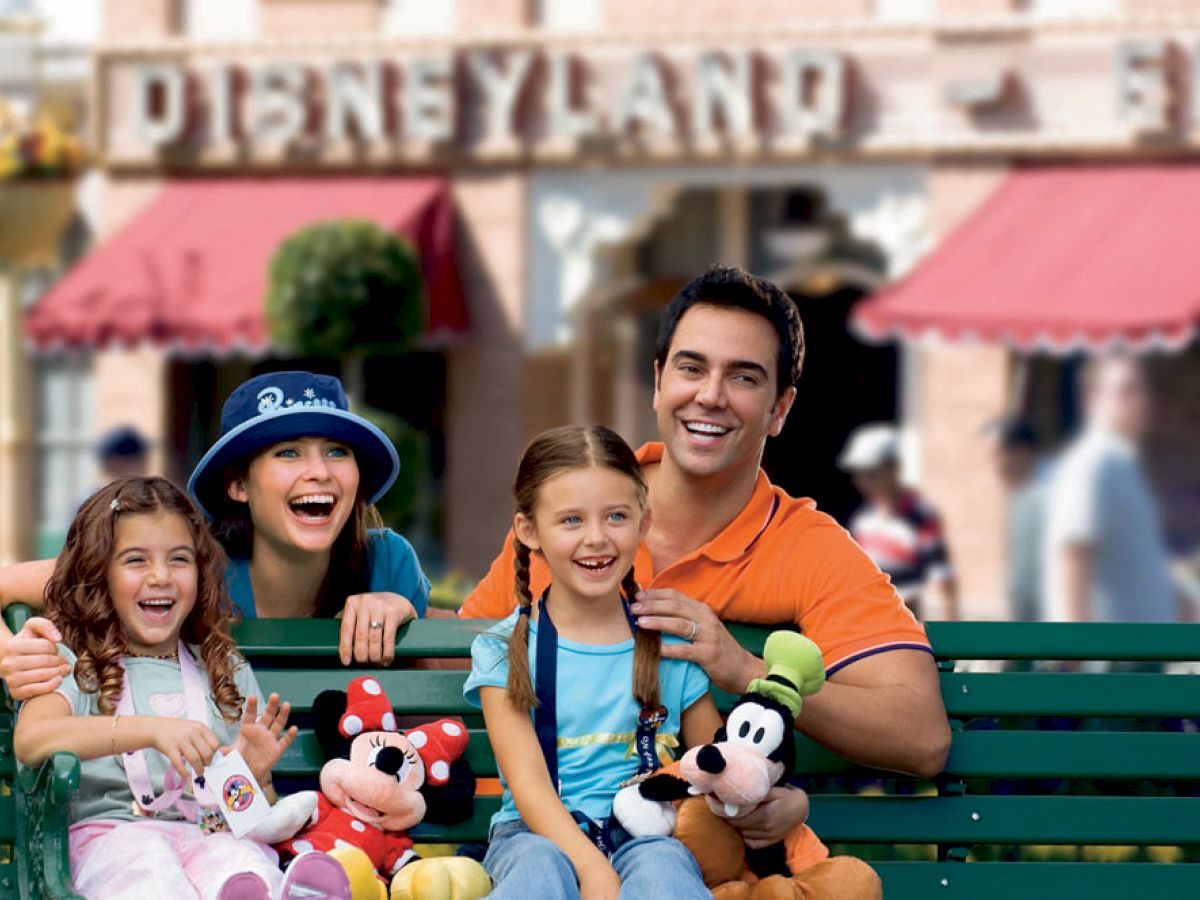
[228,693,298,784]
[152,718,221,780]
[578,861,620,900]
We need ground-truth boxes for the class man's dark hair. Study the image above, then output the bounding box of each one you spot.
[655,266,804,396]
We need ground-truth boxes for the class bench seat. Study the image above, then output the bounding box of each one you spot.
[5,610,1200,898]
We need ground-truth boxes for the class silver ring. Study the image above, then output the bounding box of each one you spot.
[686,620,700,642]
[369,621,384,629]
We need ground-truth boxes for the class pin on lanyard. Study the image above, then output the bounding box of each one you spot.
[117,642,210,818]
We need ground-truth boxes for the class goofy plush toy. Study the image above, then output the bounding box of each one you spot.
[256,676,491,900]
[613,631,828,899]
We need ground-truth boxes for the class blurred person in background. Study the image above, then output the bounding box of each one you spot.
[72,425,151,514]
[1043,353,1178,623]
[839,424,958,621]
[984,417,1045,622]
[96,425,149,480]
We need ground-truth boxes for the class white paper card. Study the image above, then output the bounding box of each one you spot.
[198,749,273,838]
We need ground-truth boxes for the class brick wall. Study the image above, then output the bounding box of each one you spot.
[603,0,871,28]
[259,0,381,37]
[103,0,174,38]
[446,173,528,577]
[918,162,1012,619]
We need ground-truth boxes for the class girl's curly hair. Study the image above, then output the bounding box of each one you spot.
[45,476,244,721]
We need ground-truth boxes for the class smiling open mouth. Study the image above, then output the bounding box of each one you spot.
[289,494,336,521]
[137,599,175,620]
[574,557,615,575]
[684,421,732,442]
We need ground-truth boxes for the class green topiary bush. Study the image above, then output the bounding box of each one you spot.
[265,219,425,358]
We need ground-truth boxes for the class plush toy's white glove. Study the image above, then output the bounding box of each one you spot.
[612,784,676,838]
[245,790,319,844]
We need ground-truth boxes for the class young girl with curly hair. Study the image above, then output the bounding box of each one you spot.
[13,476,350,900]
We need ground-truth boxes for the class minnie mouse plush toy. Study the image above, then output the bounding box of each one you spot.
[257,676,491,900]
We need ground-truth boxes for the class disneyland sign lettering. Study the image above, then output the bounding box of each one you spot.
[116,48,847,163]
[100,30,1200,168]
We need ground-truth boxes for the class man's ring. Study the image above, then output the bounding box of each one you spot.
[369,621,384,629]
[686,620,700,642]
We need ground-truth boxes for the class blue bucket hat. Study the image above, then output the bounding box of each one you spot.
[187,371,399,520]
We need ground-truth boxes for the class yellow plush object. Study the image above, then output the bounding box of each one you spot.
[328,847,388,900]
[326,847,491,900]
[390,857,493,900]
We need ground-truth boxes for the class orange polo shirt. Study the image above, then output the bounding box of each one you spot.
[460,442,929,676]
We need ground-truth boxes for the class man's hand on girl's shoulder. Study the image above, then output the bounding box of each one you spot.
[0,617,72,701]
[631,589,766,694]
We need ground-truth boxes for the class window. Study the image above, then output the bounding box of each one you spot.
[33,354,95,557]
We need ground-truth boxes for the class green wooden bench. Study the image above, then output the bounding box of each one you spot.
[6,605,1200,898]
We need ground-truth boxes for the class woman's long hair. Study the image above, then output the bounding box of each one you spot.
[211,453,383,618]
[46,476,244,721]
[506,425,660,712]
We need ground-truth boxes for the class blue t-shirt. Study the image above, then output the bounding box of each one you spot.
[226,528,431,619]
[464,609,709,828]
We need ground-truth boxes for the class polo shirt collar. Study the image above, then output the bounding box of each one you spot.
[636,442,778,564]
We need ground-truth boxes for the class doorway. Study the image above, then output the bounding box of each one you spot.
[764,285,898,525]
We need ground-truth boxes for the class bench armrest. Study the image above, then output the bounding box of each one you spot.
[16,752,82,900]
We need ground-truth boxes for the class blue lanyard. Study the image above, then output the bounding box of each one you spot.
[529,589,667,854]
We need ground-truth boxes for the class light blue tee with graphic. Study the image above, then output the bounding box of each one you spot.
[226,528,431,619]
[464,609,710,830]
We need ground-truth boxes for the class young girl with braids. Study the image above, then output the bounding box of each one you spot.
[464,425,722,899]
[13,476,351,900]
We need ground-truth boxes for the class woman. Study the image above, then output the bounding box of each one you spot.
[0,370,431,700]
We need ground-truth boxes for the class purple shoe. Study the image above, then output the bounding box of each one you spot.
[279,852,352,900]
[217,872,272,900]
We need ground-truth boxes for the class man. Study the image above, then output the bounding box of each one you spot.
[462,267,950,851]
[837,423,958,622]
[1044,353,1177,623]
[984,417,1045,622]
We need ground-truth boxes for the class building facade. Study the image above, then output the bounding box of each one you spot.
[14,0,1200,617]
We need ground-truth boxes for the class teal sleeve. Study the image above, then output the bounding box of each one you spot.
[462,621,516,709]
[366,529,431,617]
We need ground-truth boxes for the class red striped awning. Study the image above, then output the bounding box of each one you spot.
[25,177,466,352]
[853,165,1200,352]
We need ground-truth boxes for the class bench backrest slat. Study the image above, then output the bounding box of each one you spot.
[805,794,1200,845]
[923,622,1200,662]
